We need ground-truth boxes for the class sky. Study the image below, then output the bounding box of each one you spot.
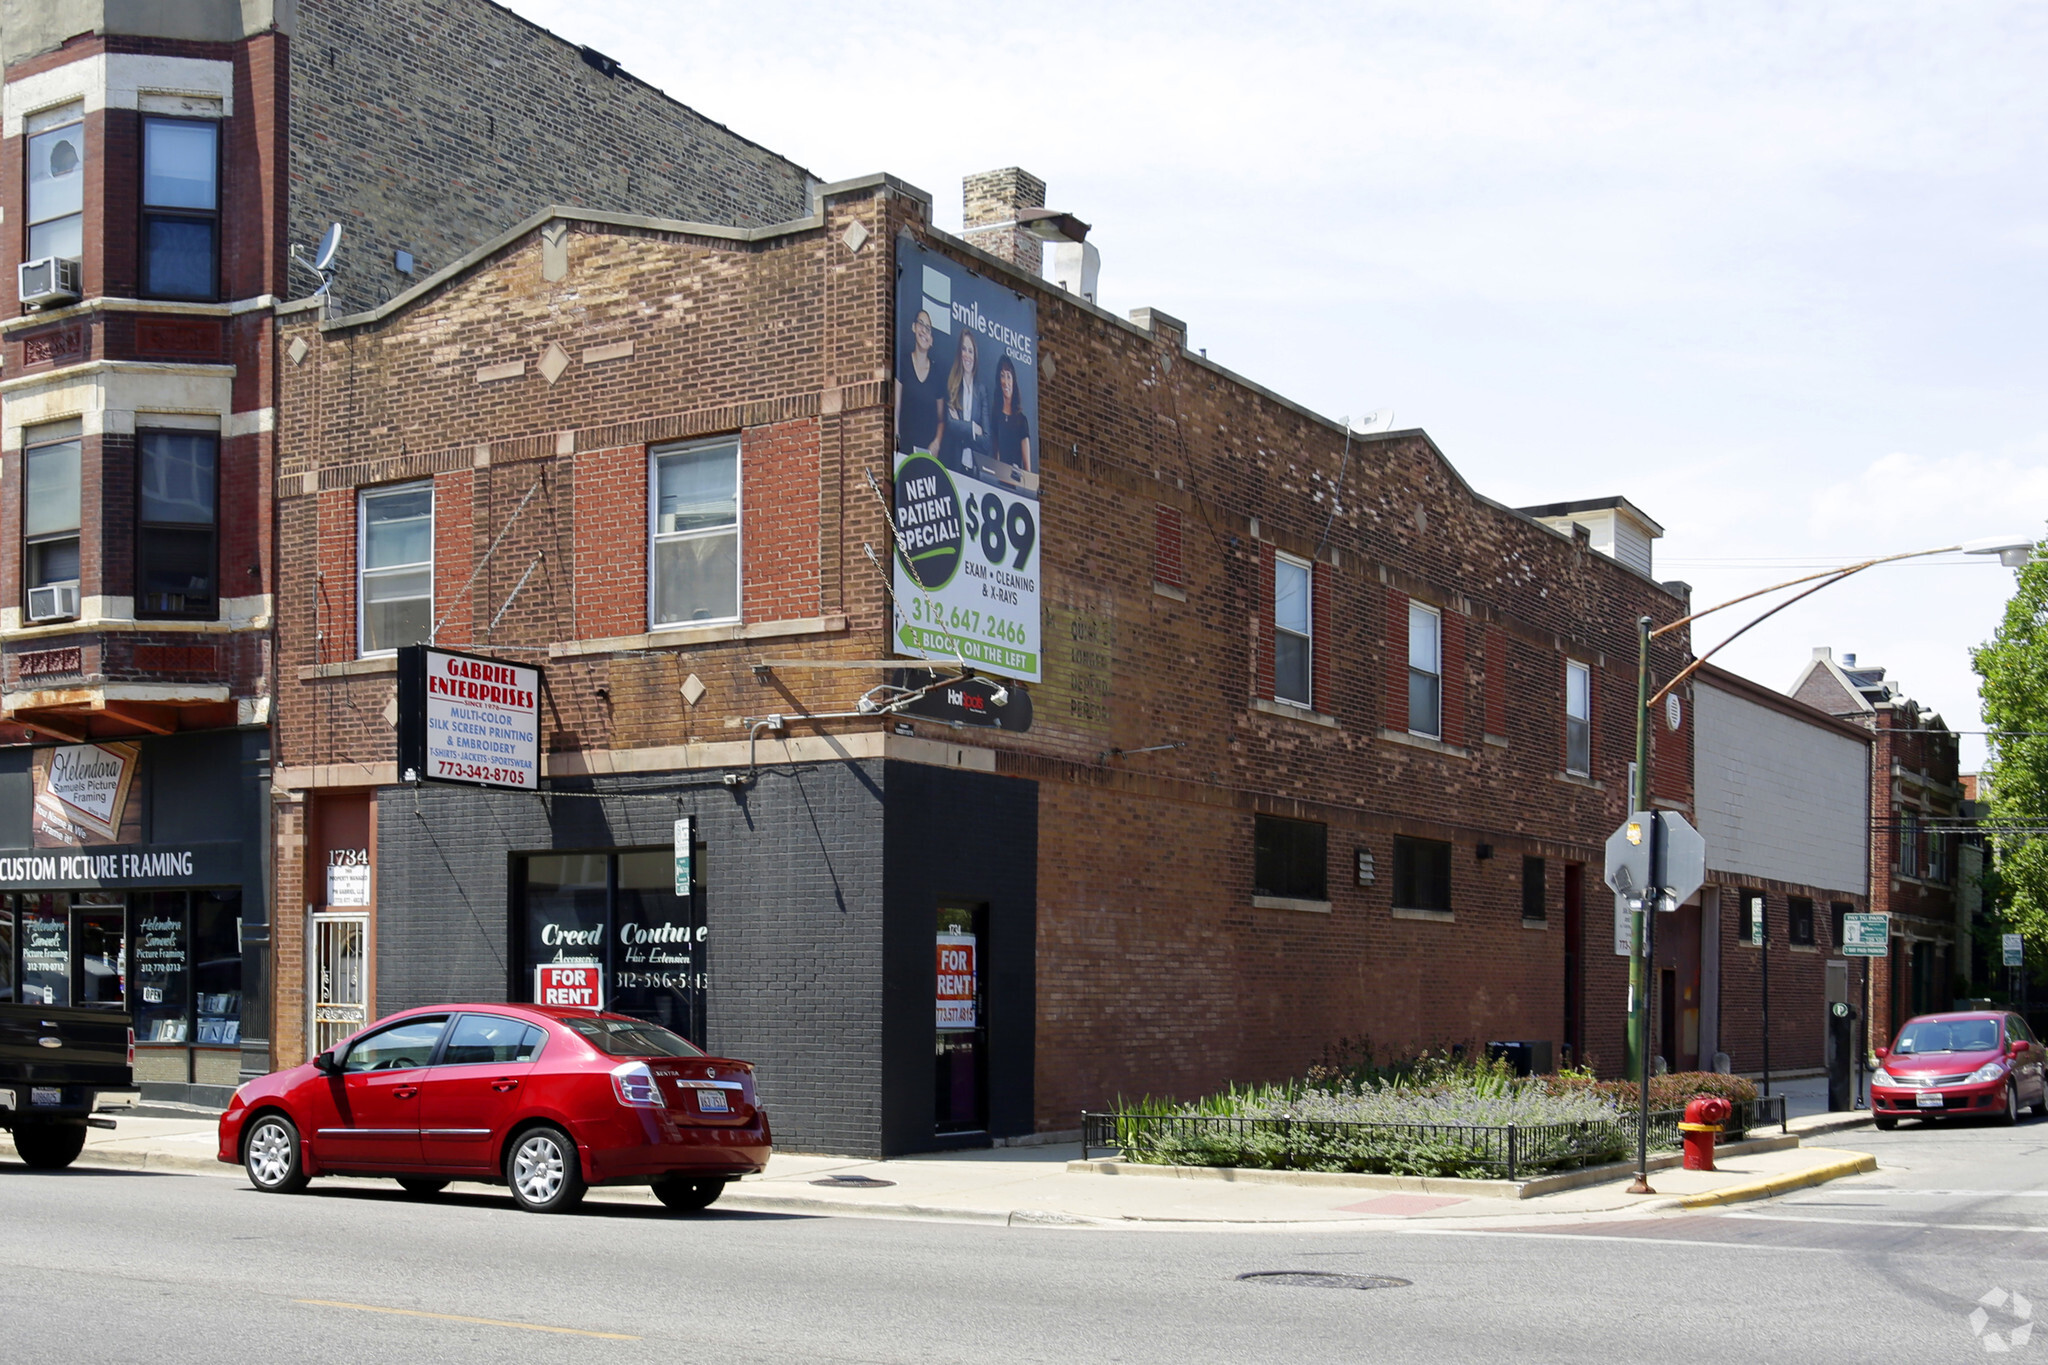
[506,0,2048,770]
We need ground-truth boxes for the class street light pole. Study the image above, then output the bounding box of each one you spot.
[1619,536,2032,1196]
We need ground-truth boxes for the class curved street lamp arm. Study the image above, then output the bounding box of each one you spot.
[1648,570,1856,708]
[1646,543,1963,641]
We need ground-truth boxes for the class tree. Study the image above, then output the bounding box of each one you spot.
[1974,533,2048,954]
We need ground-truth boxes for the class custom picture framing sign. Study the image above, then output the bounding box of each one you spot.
[396,646,543,791]
[892,236,1043,682]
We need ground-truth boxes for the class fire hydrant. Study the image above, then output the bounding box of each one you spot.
[1679,1095,1733,1171]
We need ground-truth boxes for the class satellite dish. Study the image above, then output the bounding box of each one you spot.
[1351,409,1395,434]
[313,223,343,272]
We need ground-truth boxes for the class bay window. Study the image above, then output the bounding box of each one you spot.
[26,102,84,262]
[142,116,220,300]
[137,430,218,619]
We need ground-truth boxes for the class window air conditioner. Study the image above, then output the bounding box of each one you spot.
[18,256,82,309]
[27,580,79,622]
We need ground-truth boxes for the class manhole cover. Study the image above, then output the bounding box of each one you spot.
[810,1175,896,1188]
[1236,1272,1411,1291]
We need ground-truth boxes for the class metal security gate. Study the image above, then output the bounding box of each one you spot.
[311,913,368,1053]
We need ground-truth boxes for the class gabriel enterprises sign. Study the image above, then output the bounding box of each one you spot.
[396,646,543,791]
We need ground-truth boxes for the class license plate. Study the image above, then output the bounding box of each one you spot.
[31,1087,62,1107]
[696,1089,729,1113]
[1917,1092,1944,1108]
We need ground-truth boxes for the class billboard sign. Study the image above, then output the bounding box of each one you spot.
[397,646,542,790]
[893,236,1042,682]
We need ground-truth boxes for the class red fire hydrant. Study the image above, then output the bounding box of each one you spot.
[1679,1095,1733,1171]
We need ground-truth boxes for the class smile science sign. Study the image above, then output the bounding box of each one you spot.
[893,237,1042,682]
[397,646,542,791]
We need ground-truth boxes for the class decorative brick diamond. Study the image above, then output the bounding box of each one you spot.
[288,336,309,365]
[538,341,570,384]
[841,221,870,254]
[680,673,707,706]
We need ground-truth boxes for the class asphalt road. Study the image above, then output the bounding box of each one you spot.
[3,1117,2045,1364]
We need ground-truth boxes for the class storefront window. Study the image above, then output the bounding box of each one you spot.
[134,892,190,1043]
[0,899,13,1003]
[518,848,706,1045]
[73,897,125,1008]
[193,890,242,1045]
[19,894,69,1007]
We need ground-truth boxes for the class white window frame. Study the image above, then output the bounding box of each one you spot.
[357,480,434,658]
[1272,551,1312,708]
[1565,659,1592,777]
[1407,600,1441,739]
[25,100,85,264]
[647,437,742,630]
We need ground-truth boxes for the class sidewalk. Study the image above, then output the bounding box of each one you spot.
[2,1107,1876,1228]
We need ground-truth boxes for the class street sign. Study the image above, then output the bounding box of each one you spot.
[1841,912,1889,956]
[2005,933,2025,968]
[1603,810,1706,908]
[1748,893,1765,947]
[674,816,692,896]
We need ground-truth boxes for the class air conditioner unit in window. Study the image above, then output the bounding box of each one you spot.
[27,580,79,622]
[18,256,82,309]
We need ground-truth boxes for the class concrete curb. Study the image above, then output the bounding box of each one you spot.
[1676,1152,1878,1208]
[1786,1113,1875,1140]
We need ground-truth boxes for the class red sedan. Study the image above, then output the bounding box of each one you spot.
[217,1005,770,1213]
[1870,1010,2048,1130]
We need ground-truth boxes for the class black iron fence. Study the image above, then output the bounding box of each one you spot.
[1082,1093,1785,1183]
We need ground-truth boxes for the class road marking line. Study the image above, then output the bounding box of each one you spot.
[1724,1213,2048,1234]
[294,1299,640,1339]
[1395,1228,1843,1253]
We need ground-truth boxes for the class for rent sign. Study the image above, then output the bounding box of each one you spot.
[936,932,977,1030]
[536,964,603,1009]
[397,646,543,790]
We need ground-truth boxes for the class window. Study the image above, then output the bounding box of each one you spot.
[25,102,84,262]
[1254,814,1327,901]
[1831,901,1853,949]
[1788,896,1815,946]
[1565,659,1592,776]
[1273,553,1312,707]
[359,482,433,655]
[341,1015,448,1072]
[24,430,82,611]
[1522,856,1547,921]
[650,438,739,627]
[1897,810,1921,877]
[1738,891,1765,945]
[1927,826,1950,885]
[1408,601,1441,737]
[137,430,217,619]
[1393,836,1452,912]
[440,1014,547,1066]
[142,117,220,300]
[520,849,705,1043]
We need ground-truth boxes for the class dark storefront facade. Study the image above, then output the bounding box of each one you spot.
[307,755,1036,1158]
[0,730,269,1105]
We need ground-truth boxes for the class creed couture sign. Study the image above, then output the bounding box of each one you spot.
[396,646,543,791]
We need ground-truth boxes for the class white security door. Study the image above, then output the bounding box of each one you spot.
[311,913,369,1053]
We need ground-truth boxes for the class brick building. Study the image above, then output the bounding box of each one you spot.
[1691,662,1872,1079]
[0,0,813,1102]
[268,163,1698,1156]
[1791,647,1970,1041]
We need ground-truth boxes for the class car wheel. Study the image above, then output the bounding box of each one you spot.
[1873,1115,1898,1131]
[244,1114,311,1193]
[396,1177,449,1197]
[2000,1083,2020,1127]
[505,1126,585,1214]
[652,1176,728,1212]
[11,1121,87,1170]
[2031,1086,2047,1118]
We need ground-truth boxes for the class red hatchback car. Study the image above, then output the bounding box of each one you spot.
[1870,1010,2048,1130]
[217,1005,770,1212]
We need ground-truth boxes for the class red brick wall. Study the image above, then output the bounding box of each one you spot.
[573,446,647,641]
[741,419,821,623]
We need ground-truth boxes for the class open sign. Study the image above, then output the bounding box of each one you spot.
[936,932,976,1030]
[536,964,603,1010]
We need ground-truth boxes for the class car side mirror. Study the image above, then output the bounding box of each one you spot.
[2011,1040,2028,1056]
[1874,1046,1890,1063]
[314,1049,341,1075]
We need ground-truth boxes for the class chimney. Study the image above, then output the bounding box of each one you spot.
[963,168,1048,273]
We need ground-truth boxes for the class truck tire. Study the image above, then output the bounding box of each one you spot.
[13,1121,87,1169]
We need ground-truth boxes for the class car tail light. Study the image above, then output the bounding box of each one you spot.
[611,1061,663,1108]
[127,1028,135,1069]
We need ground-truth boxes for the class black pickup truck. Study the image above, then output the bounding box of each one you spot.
[0,1005,131,1167]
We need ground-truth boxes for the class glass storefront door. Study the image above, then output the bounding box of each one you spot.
[935,902,986,1135]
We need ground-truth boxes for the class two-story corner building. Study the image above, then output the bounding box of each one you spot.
[266,164,1697,1157]
[1691,662,1872,1080]
[0,0,813,1103]
[1791,647,1967,1040]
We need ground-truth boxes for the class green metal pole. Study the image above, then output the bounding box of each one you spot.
[1627,617,1650,1081]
